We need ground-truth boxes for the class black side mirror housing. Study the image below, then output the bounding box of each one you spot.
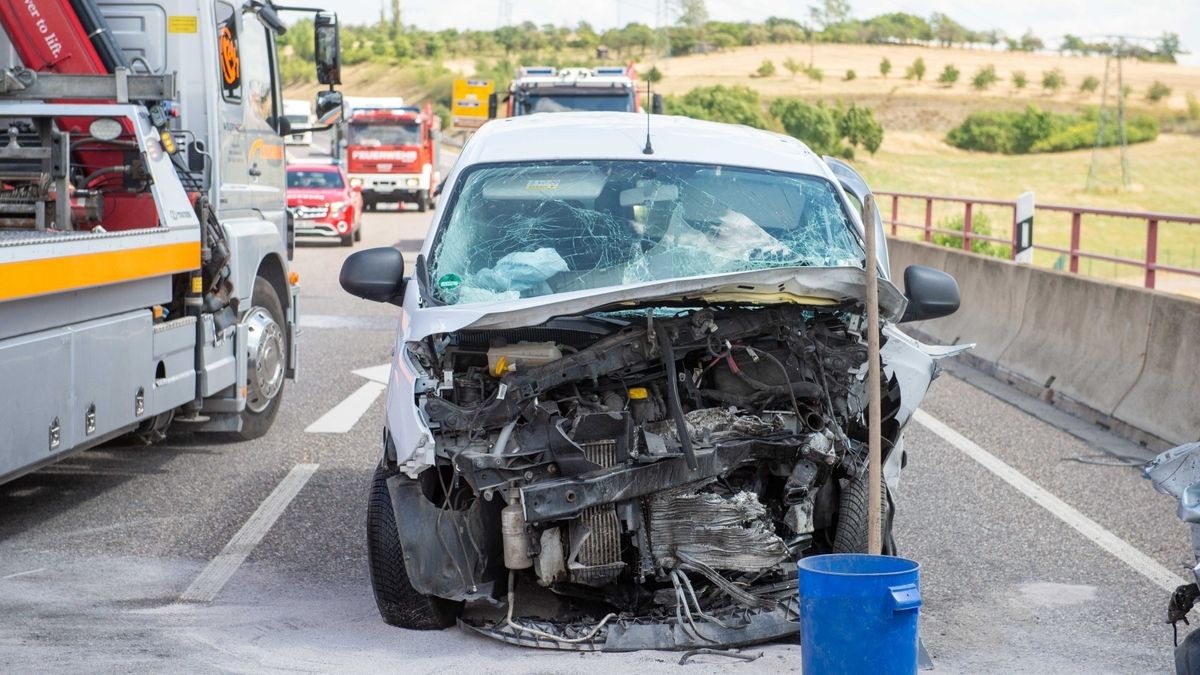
[315,90,343,126]
[340,247,406,304]
[651,93,664,115]
[900,265,960,323]
[276,115,292,136]
[487,92,498,119]
[314,13,341,86]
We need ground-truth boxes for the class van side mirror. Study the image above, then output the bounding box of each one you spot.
[340,247,406,304]
[900,265,960,323]
[651,93,664,115]
[314,13,341,86]
[487,92,498,120]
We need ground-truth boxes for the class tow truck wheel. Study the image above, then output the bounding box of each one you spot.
[367,467,463,630]
[832,472,891,554]
[416,190,429,213]
[234,277,286,440]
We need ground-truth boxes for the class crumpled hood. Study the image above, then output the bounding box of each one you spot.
[402,266,906,339]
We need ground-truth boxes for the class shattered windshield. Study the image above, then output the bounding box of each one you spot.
[428,160,863,305]
[520,93,635,114]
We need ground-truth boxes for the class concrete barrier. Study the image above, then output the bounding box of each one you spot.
[888,237,1197,448]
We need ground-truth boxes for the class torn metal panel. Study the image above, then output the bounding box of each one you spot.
[648,486,788,572]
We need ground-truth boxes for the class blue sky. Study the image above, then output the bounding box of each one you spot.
[299,0,1197,65]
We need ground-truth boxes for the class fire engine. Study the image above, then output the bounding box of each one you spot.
[335,98,441,212]
[506,65,662,116]
[0,0,344,484]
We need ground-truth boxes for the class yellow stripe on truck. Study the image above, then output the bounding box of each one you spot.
[0,241,200,302]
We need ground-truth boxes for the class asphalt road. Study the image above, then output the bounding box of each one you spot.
[0,146,1192,673]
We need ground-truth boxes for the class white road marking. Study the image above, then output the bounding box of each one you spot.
[2,568,44,580]
[914,409,1186,593]
[305,363,391,434]
[179,464,319,603]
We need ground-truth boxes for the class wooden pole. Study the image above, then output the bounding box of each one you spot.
[864,195,883,555]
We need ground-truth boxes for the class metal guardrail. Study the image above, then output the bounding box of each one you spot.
[876,191,1200,290]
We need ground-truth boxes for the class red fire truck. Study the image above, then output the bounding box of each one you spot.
[336,98,441,212]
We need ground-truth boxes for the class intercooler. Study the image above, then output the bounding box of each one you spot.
[567,439,625,585]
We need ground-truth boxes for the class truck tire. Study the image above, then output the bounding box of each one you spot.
[832,471,890,554]
[367,467,463,629]
[416,190,429,213]
[234,277,287,440]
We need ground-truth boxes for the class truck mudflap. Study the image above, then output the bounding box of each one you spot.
[459,598,798,652]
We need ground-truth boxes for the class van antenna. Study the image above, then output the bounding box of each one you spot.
[642,78,654,155]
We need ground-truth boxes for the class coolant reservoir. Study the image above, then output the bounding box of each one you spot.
[487,342,562,377]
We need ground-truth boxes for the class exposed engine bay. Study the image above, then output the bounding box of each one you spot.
[385,302,905,650]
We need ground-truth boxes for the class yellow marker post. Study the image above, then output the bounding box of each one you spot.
[451,78,495,130]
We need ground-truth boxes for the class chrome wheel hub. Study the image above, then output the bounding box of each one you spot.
[245,307,285,413]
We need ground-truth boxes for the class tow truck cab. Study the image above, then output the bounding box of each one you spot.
[507,65,661,116]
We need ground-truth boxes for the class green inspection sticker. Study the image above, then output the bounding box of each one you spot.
[438,273,462,290]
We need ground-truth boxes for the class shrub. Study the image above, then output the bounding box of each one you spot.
[971,65,997,90]
[755,59,777,78]
[1079,75,1099,93]
[804,65,824,82]
[663,85,769,128]
[845,69,857,81]
[1188,92,1200,121]
[880,57,892,78]
[905,57,926,81]
[838,103,884,154]
[1011,70,1028,89]
[938,64,960,86]
[783,57,802,77]
[770,99,843,156]
[947,105,1160,154]
[932,212,1010,258]
[1146,80,1171,102]
[1042,68,1066,93]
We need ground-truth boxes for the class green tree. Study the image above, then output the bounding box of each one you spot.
[880,57,891,78]
[838,103,884,153]
[1146,80,1172,102]
[769,98,842,155]
[1187,92,1200,121]
[664,85,768,128]
[643,66,663,84]
[1011,70,1028,89]
[805,65,824,82]
[1019,30,1044,52]
[937,63,960,86]
[678,0,709,28]
[845,69,857,81]
[755,59,777,77]
[1079,75,1099,93]
[783,57,802,77]
[1041,68,1065,93]
[905,57,926,81]
[970,65,997,90]
[1155,32,1183,63]
[1060,34,1088,56]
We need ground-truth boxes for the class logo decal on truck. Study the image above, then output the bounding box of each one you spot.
[350,149,418,163]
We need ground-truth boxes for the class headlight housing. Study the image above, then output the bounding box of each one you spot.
[406,177,420,187]
[329,201,347,216]
[349,177,364,188]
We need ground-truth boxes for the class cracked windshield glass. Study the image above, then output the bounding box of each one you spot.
[429,160,863,305]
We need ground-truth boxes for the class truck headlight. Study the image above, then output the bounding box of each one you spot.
[349,177,363,188]
[406,178,419,187]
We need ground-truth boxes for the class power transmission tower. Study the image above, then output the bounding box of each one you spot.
[1087,37,1135,191]
[496,0,514,28]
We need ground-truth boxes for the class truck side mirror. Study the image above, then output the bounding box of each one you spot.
[900,265,960,323]
[314,13,341,86]
[487,92,498,120]
[340,247,406,304]
[651,93,664,115]
[315,90,343,125]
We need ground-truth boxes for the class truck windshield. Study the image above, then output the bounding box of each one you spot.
[428,160,863,305]
[288,170,344,188]
[347,123,420,147]
[520,93,634,114]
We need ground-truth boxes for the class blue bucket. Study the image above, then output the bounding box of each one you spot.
[797,554,921,675]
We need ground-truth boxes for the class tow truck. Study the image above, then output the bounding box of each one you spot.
[0,0,344,484]
[334,97,441,212]
[506,65,662,116]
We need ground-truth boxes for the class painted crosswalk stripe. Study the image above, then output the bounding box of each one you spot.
[179,463,318,603]
[914,409,1186,593]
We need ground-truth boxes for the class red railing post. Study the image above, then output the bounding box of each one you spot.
[962,203,973,252]
[1146,219,1158,289]
[890,194,899,237]
[1069,212,1081,273]
[924,199,933,243]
